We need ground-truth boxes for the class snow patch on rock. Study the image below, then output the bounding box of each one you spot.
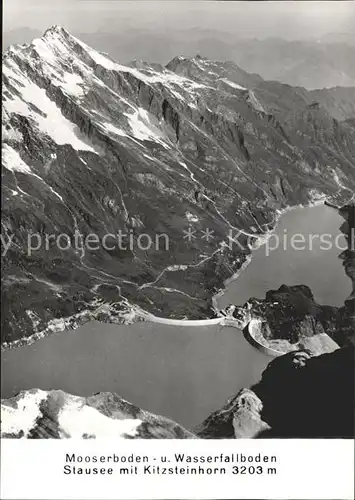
[247,90,265,113]
[219,78,247,91]
[6,85,94,151]
[3,58,95,152]
[2,144,32,174]
[1,389,48,437]
[53,72,85,97]
[125,108,169,148]
[57,396,142,439]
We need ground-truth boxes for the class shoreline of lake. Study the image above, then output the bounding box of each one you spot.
[0,320,271,428]
[212,196,328,313]
[216,201,352,311]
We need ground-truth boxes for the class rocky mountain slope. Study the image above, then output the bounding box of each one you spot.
[2,27,355,345]
[2,346,353,439]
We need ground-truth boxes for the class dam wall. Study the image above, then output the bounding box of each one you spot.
[245,319,286,357]
[142,313,224,327]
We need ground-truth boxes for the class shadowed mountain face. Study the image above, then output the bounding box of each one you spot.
[197,346,354,439]
[253,346,355,438]
[2,27,355,345]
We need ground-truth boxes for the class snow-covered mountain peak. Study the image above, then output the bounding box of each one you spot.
[3,26,75,65]
[2,28,223,161]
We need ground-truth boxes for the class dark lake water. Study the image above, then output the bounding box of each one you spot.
[1,204,350,430]
[1,322,269,429]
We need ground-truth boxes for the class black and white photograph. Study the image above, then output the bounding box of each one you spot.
[1,0,354,451]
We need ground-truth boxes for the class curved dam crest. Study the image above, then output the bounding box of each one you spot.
[142,313,224,326]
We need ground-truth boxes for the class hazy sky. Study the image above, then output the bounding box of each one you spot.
[4,1,355,41]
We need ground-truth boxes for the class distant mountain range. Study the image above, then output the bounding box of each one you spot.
[3,27,355,89]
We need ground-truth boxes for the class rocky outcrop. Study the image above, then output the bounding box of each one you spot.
[245,318,339,357]
[196,388,270,439]
[1,389,196,439]
[231,281,354,350]
[232,284,339,343]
